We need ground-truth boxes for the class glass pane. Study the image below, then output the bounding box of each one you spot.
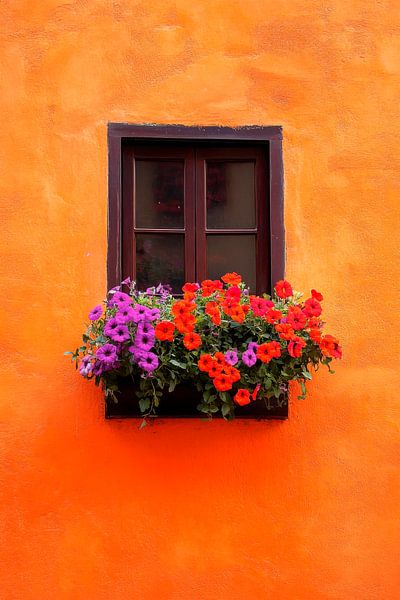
[135,160,184,228]
[136,234,184,293]
[207,235,256,291]
[206,162,255,229]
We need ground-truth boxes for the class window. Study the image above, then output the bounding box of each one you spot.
[107,124,286,419]
[108,124,284,295]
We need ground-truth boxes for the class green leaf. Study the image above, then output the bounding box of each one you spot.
[170,359,186,369]
[302,370,312,380]
[139,398,151,412]
[139,419,147,430]
[168,380,177,393]
[221,404,231,417]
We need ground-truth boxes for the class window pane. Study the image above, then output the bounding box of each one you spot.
[136,234,184,293]
[135,160,184,228]
[207,235,256,291]
[206,162,255,229]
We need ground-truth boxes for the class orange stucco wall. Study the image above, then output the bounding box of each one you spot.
[1,2,400,599]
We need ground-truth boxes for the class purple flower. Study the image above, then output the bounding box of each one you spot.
[147,307,160,322]
[88,305,103,321]
[96,343,117,364]
[80,355,93,376]
[104,317,120,337]
[109,324,130,343]
[247,342,259,353]
[128,346,146,362]
[137,321,155,336]
[132,304,150,323]
[138,351,159,373]
[135,330,155,350]
[115,304,136,324]
[92,360,104,376]
[110,291,132,306]
[121,277,131,286]
[242,349,257,367]
[225,349,238,366]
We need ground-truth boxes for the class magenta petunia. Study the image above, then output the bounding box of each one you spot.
[224,349,238,365]
[147,307,160,321]
[138,351,159,373]
[242,349,257,367]
[247,342,259,353]
[132,304,151,323]
[109,324,130,343]
[88,305,103,321]
[110,291,132,306]
[115,304,136,324]
[96,343,117,364]
[104,317,120,338]
[134,330,155,350]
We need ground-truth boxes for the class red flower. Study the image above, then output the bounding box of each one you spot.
[287,306,307,330]
[213,352,227,367]
[265,307,283,324]
[257,341,281,363]
[174,313,196,334]
[230,305,245,323]
[250,295,269,317]
[226,285,241,301]
[182,282,199,294]
[201,279,223,296]
[311,289,323,302]
[303,297,322,318]
[205,301,221,325]
[213,374,233,392]
[309,328,322,343]
[223,365,241,382]
[307,316,322,329]
[155,321,175,342]
[222,272,242,286]
[234,389,251,406]
[288,336,306,358]
[198,354,214,372]
[183,332,202,351]
[208,362,224,378]
[319,335,342,359]
[171,300,195,317]
[275,323,295,340]
[275,279,293,299]
[251,384,261,401]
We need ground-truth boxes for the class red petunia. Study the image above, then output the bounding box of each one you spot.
[275,280,293,299]
[208,362,224,378]
[213,374,233,392]
[319,335,342,359]
[225,285,241,301]
[303,297,322,318]
[250,295,269,317]
[311,289,323,302]
[256,341,281,363]
[275,322,295,340]
[221,272,242,286]
[182,282,199,294]
[198,354,214,372]
[287,306,307,330]
[201,279,223,296]
[287,336,306,358]
[265,307,283,324]
[213,352,227,367]
[155,321,175,342]
[174,313,196,334]
[183,332,202,351]
[171,300,195,318]
[251,383,261,401]
[230,305,245,323]
[309,328,322,343]
[234,389,251,406]
[223,365,241,382]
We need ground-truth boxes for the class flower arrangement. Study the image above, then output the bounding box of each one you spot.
[67,273,342,421]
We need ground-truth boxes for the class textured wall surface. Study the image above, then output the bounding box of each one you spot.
[1,1,400,599]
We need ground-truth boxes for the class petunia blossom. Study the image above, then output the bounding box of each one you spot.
[88,305,103,321]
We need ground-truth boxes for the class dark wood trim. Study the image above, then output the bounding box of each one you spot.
[269,138,285,287]
[109,123,282,142]
[107,131,122,288]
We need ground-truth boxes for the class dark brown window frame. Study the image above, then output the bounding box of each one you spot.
[106,123,287,420]
[108,123,285,291]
